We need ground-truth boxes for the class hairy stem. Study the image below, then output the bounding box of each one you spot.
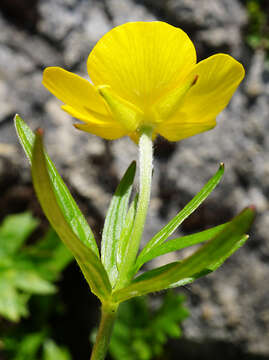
[116,127,153,288]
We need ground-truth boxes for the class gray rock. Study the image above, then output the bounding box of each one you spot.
[38,0,84,42]
[138,0,247,57]
[166,0,247,28]
[106,0,155,25]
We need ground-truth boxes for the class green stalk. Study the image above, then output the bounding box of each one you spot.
[90,303,119,360]
[91,128,153,359]
[116,126,153,288]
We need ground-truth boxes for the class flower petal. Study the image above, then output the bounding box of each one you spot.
[62,104,127,140]
[61,104,110,123]
[87,21,196,111]
[157,54,244,142]
[156,111,216,142]
[74,122,127,140]
[180,54,245,125]
[43,67,108,116]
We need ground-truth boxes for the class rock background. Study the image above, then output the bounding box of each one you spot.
[0,0,269,359]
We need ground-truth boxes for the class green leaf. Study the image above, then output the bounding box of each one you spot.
[102,161,136,286]
[12,270,56,294]
[14,114,98,256]
[108,291,188,360]
[43,340,71,360]
[31,129,111,301]
[13,333,45,360]
[117,194,138,273]
[134,163,224,273]
[0,212,38,257]
[135,222,228,267]
[0,277,29,322]
[112,207,254,302]
[28,229,73,280]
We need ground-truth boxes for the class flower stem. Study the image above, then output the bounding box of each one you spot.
[90,303,118,360]
[116,127,153,288]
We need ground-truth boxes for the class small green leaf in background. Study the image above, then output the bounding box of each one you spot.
[108,291,188,360]
[43,339,71,360]
[135,163,224,273]
[0,212,73,322]
[246,0,269,54]
[5,332,45,360]
[102,161,136,287]
[3,333,72,360]
[0,212,38,257]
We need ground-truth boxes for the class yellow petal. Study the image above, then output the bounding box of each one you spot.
[74,122,127,140]
[156,111,216,142]
[180,54,245,125]
[62,104,127,140]
[43,67,108,116]
[87,21,196,111]
[61,104,110,122]
[157,54,244,141]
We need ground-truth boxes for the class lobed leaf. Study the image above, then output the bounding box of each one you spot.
[0,212,39,257]
[14,114,98,257]
[12,270,56,295]
[101,161,136,287]
[31,130,111,301]
[0,277,29,322]
[134,163,224,273]
[112,207,254,302]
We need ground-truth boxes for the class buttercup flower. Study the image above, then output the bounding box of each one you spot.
[43,21,245,142]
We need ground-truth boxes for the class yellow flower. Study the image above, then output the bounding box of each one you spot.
[43,21,245,142]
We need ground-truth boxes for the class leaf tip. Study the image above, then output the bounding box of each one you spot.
[14,113,21,127]
[219,162,224,170]
[248,204,256,213]
[35,128,44,137]
[130,160,136,170]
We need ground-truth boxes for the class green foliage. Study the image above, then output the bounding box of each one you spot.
[133,222,227,267]
[31,128,112,300]
[109,291,189,360]
[0,211,73,359]
[246,0,269,54]
[15,115,98,256]
[15,116,112,301]
[0,212,73,322]
[15,112,255,360]
[3,333,71,360]
[134,163,224,273]
[113,207,254,302]
[102,161,136,287]
[15,115,254,306]
[43,339,71,360]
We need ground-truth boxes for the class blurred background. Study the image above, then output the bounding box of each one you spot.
[0,0,269,359]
